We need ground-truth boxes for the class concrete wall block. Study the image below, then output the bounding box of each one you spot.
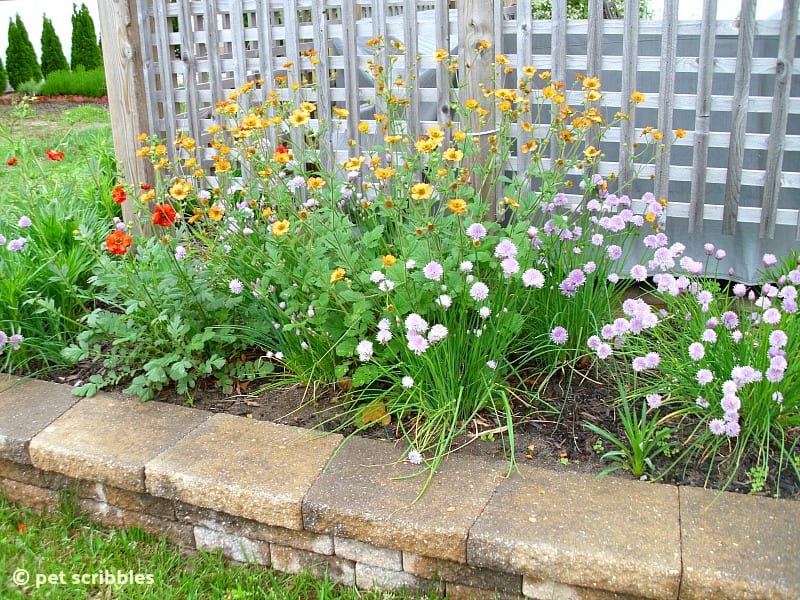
[105,486,175,520]
[270,544,355,586]
[355,562,442,595]
[0,458,75,490]
[335,536,403,570]
[523,577,640,600]
[194,526,270,565]
[1,478,60,512]
[404,551,522,593]
[446,582,524,600]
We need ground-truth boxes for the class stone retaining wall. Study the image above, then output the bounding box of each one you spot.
[1,376,798,599]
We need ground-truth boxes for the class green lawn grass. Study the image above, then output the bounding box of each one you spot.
[1,492,441,599]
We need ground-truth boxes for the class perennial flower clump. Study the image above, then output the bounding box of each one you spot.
[65,39,797,493]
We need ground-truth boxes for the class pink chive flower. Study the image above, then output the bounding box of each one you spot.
[494,239,518,259]
[229,279,244,294]
[423,261,444,281]
[597,343,612,359]
[646,393,662,409]
[696,369,714,385]
[357,340,374,362]
[407,333,429,355]
[701,329,718,343]
[427,324,448,343]
[550,326,568,345]
[522,268,545,288]
[762,308,781,325]
[470,281,489,302]
[465,223,487,241]
[630,264,648,282]
[769,329,788,348]
[501,257,520,278]
[762,253,778,267]
[688,342,705,361]
[709,418,726,435]
[606,245,623,260]
[404,313,429,334]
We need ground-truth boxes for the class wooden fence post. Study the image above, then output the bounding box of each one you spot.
[458,0,497,220]
[97,0,153,235]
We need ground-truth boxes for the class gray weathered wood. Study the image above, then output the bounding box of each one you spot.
[97,0,153,234]
[341,0,361,156]
[654,0,678,229]
[404,0,421,141]
[550,0,567,165]
[586,0,603,157]
[759,0,799,239]
[722,0,757,236]
[311,1,334,170]
[687,0,717,233]
[617,0,640,195]
[152,0,177,154]
[434,0,451,134]
[515,0,533,180]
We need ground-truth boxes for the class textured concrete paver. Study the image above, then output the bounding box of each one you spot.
[0,376,81,464]
[679,486,800,599]
[303,436,505,563]
[145,414,342,530]
[468,465,681,599]
[28,396,210,492]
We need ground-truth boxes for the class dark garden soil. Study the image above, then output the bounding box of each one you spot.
[43,358,800,500]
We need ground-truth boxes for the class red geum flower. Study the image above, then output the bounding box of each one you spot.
[106,230,133,255]
[7,157,18,166]
[151,203,177,227]
[112,185,127,204]
[46,149,65,161]
[140,183,152,190]
[17,523,26,534]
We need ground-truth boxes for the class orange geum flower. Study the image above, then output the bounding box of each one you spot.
[520,140,538,153]
[453,129,467,142]
[140,189,156,203]
[208,205,225,221]
[152,203,177,227]
[411,182,433,200]
[288,109,310,127]
[214,159,232,173]
[106,230,133,255]
[414,138,438,154]
[112,185,127,204]
[478,39,491,50]
[522,65,537,77]
[342,156,365,171]
[447,198,467,214]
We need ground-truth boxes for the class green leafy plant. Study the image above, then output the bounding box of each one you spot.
[40,67,107,98]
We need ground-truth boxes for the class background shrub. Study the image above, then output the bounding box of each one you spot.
[41,16,70,77]
[0,55,7,93]
[6,14,42,91]
[70,3,103,72]
[40,67,107,98]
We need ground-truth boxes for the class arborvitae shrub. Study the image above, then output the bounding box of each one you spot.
[0,56,7,94]
[6,14,42,90]
[41,16,69,77]
[70,3,103,72]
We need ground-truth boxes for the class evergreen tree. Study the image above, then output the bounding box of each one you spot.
[70,3,103,71]
[41,16,69,77]
[6,15,42,90]
[0,55,7,94]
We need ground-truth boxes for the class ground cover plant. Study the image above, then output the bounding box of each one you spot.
[1,492,440,599]
[2,41,797,498]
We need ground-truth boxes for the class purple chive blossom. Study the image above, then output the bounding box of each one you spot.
[696,369,714,385]
[436,294,453,309]
[356,340,374,362]
[606,245,623,260]
[696,290,714,305]
[229,279,244,294]
[597,343,612,359]
[587,335,601,351]
[645,352,661,369]
[8,333,23,350]
[460,260,473,273]
[174,246,187,260]
[715,249,726,260]
[646,394,662,409]
[732,283,747,297]
[407,333,429,355]
[522,268,545,288]
[501,257,520,278]
[422,261,444,281]
[709,418,726,436]
[486,360,497,369]
[408,449,423,465]
[550,326,568,345]
[721,311,739,329]
[427,324,448,343]
[762,253,778,267]
[404,313,429,334]
[494,239,518,259]
[632,357,648,372]
[725,421,741,437]
[769,329,788,348]
[379,279,395,292]
[479,306,491,319]
[762,308,781,325]
[630,264,648,282]
[701,329,718,343]
[583,261,597,274]
[406,259,416,270]
[704,243,715,255]
[465,223,487,241]
[18,216,32,228]
[376,329,393,344]
[0,234,5,246]
[370,271,385,283]
[470,281,489,302]
[773,391,784,403]
[0,331,7,349]
[688,342,705,361]
[696,396,709,409]
[6,237,26,251]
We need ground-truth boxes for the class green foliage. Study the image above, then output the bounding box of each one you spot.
[5,14,42,91]
[40,16,70,77]
[0,55,7,93]
[40,67,107,97]
[531,0,651,19]
[70,3,103,72]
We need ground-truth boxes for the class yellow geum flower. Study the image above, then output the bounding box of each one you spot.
[447,198,467,214]
[414,138,438,154]
[464,98,479,110]
[342,156,366,171]
[300,101,316,113]
[358,122,370,133]
[584,90,602,102]
[630,91,646,104]
[307,176,325,189]
[582,76,601,90]
[169,179,192,200]
[271,219,290,237]
[288,109,311,127]
[374,166,395,180]
[382,254,397,266]
[433,48,449,62]
[330,267,346,283]
[410,182,433,200]
[583,146,601,159]
[333,107,350,118]
[208,205,225,221]
[442,148,464,162]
